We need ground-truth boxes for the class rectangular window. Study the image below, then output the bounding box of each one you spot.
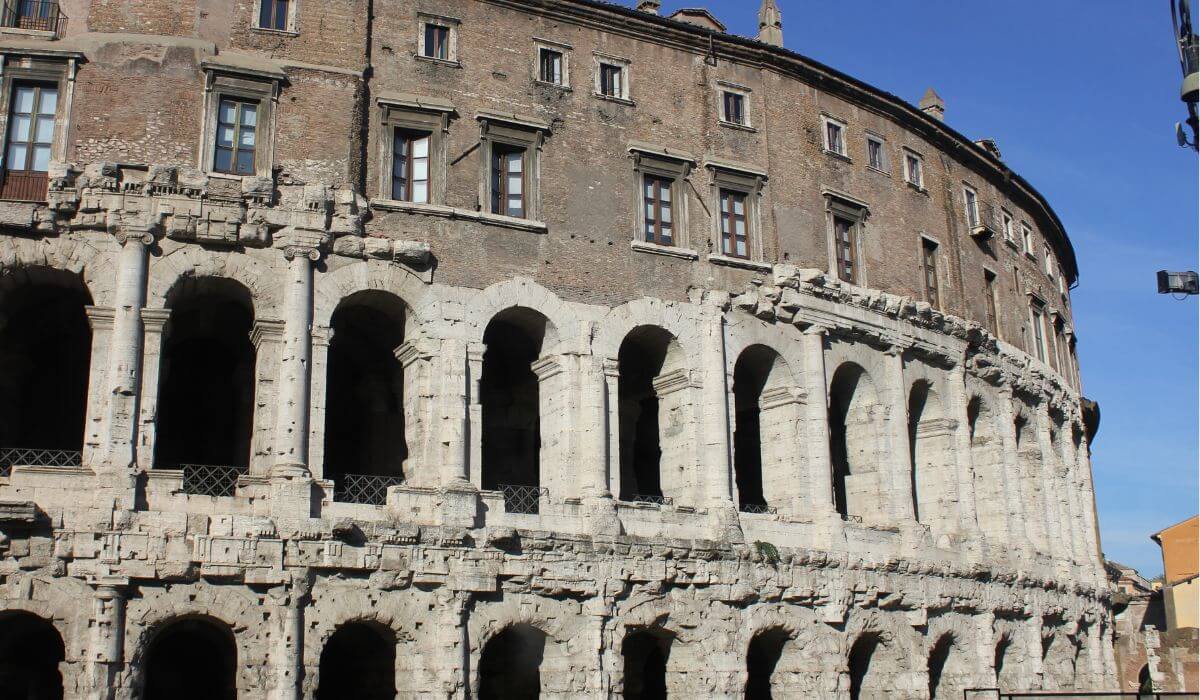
[824,119,845,155]
[905,152,923,188]
[258,0,289,31]
[643,174,674,246]
[834,215,856,283]
[1002,209,1015,242]
[212,97,258,176]
[867,136,885,171]
[984,270,999,336]
[722,91,746,125]
[921,238,940,307]
[964,187,980,228]
[1030,304,1046,362]
[1,82,56,201]
[538,47,564,85]
[491,145,525,218]
[391,131,430,203]
[719,189,749,258]
[424,23,449,60]
[1021,224,1033,254]
[1044,250,1054,277]
[599,63,623,98]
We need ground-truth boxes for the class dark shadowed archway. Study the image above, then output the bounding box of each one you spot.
[0,612,65,700]
[745,627,789,699]
[829,363,883,520]
[618,326,683,504]
[622,628,673,699]
[142,617,237,700]
[317,621,396,700]
[478,623,546,700]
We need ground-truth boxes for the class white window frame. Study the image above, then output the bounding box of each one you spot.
[1028,298,1049,363]
[629,144,695,254]
[199,63,281,180]
[417,13,460,66]
[919,234,941,308]
[904,149,924,189]
[963,185,980,229]
[533,39,571,89]
[865,133,887,173]
[1001,208,1015,244]
[593,53,631,103]
[822,115,847,157]
[0,56,75,184]
[376,93,454,206]
[823,190,870,286]
[253,0,299,35]
[706,160,768,267]
[717,81,752,129]
[1021,222,1034,256]
[477,111,549,224]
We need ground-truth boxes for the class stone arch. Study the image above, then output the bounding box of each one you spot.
[323,289,409,500]
[138,614,238,700]
[477,622,548,700]
[620,625,676,700]
[993,633,1018,690]
[616,324,690,505]
[968,393,1007,542]
[1013,405,1047,553]
[0,265,92,457]
[0,610,65,700]
[313,258,430,330]
[146,245,281,319]
[154,276,256,471]
[841,610,924,699]
[744,606,840,697]
[316,620,397,700]
[829,362,884,521]
[926,631,974,700]
[745,626,789,700]
[908,379,956,533]
[1041,628,1080,690]
[733,344,800,513]
[465,277,572,353]
[468,598,581,699]
[0,235,118,306]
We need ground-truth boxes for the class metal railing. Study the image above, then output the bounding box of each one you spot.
[622,493,673,507]
[964,690,1195,699]
[181,464,245,498]
[739,502,777,515]
[334,473,404,506]
[498,484,546,515]
[1,0,66,36]
[0,447,82,476]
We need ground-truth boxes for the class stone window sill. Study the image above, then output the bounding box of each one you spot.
[866,166,890,177]
[631,240,699,260]
[250,27,299,38]
[1003,237,1020,251]
[593,93,634,106]
[370,198,547,233]
[0,27,56,40]
[415,54,461,68]
[823,149,852,164]
[707,254,772,273]
[1025,251,1038,261]
[906,181,928,195]
[477,211,547,233]
[718,120,757,133]
[534,79,571,92]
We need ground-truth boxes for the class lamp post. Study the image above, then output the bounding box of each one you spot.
[1171,0,1199,149]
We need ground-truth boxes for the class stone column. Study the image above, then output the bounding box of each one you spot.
[1034,402,1066,564]
[602,358,623,501]
[463,339,484,487]
[270,582,306,700]
[699,308,735,514]
[437,337,477,528]
[1075,433,1104,572]
[250,320,285,475]
[995,386,1031,552]
[271,246,319,478]
[306,325,333,481]
[134,309,170,472]
[82,306,114,467]
[87,578,127,700]
[882,343,916,524]
[800,325,837,522]
[580,353,611,501]
[946,360,980,536]
[102,229,152,473]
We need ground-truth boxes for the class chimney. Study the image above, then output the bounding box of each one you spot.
[919,87,945,122]
[757,0,783,47]
[636,0,661,14]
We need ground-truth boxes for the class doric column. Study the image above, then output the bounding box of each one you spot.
[270,245,319,477]
[602,357,623,500]
[581,353,611,501]
[699,307,734,510]
[82,306,114,467]
[102,228,152,472]
[800,325,837,521]
[250,320,285,475]
[946,360,980,535]
[882,342,916,523]
[134,309,170,472]
[87,578,127,700]
[435,337,477,528]
[306,325,333,481]
[463,339,484,487]
[995,386,1031,551]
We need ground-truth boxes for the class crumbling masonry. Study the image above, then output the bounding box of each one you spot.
[0,0,1116,698]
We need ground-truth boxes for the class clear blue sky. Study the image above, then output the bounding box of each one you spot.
[653,0,1199,576]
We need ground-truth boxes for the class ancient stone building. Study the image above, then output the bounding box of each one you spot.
[0,0,1115,698]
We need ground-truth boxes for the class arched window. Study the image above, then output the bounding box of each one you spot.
[324,291,407,504]
[478,624,546,700]
[733,346,796,514]
[142,617,237,700]
[908,381,955,532]
[969,396,1007,540]
[847,633,881,700]
[622,629,672,700]
[0,612,65,700]
[317,622,396,700]
[155,278,255,475]
[745,628,788,700]
[618,326,685,505]
[0,270,91,469]
[829,363,883,520]
[481,308,551,513]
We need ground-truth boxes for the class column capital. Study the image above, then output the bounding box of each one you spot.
[801,322,833,337]
[282,244,322,262]
[251,318,286,348]
[140,307,172,333]
[85,304,116,331]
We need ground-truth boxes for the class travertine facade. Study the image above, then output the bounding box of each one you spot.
[0,1,1115,698]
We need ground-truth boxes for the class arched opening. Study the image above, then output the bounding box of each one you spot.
[969,396,1006,540]
[478,623,546,700]
[317,621,396,700]
[155,278,255,471]
[994,635,1016,690]
[908,381,955,532]
[324,291,408,503]
[618,326,684,504]
[829,363,883,520]
[0,612,65,700]
[1041,631,1080,690]
[745,627,788,700]
[927,634,954,700]
[622,628,672,699]
[0,270,91,463]
[1014,412,1047,552]
[847,633,881,700]
[1138,664,1154,695]
[733,346,795,513]
[142,617,237,700]
[481,308,550,513]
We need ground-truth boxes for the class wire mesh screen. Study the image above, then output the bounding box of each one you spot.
[739,502,777,515]
[0,447,82,476]
[499,484,547,514]
[181,464,245,498]
[625,493,673,506]
[335,473,404,506]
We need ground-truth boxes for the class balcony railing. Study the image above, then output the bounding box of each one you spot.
[0,447,82,476]
[622,493,673,507]
[334,473,404,506]
[0,171,49,202]
[498,484,547,515]
[739,502,777,515]
[181,464,245,498]
[1,0,66,36]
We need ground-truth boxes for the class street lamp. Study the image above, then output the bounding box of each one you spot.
[1171,0,1199,149]
[1157,270,1200,296]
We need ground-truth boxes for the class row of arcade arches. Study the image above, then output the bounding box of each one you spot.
[0,269,1080,536]
[0,610,1080,699]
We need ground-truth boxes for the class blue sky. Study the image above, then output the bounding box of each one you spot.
[653,0,1199,576]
